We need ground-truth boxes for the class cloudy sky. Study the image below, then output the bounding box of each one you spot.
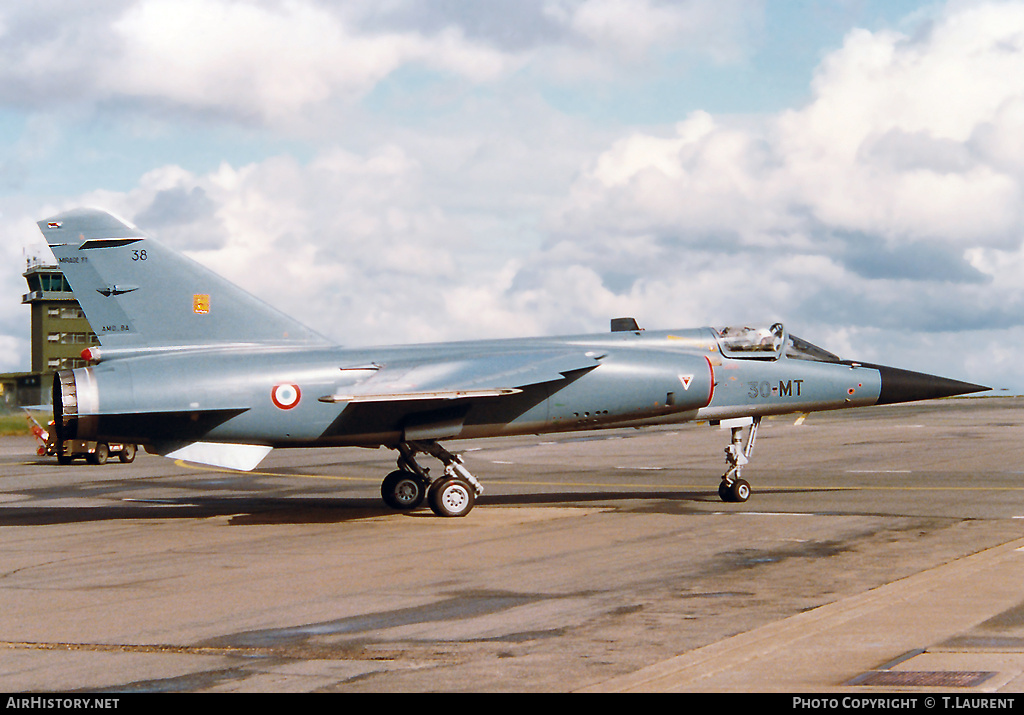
[1,0,1022,393]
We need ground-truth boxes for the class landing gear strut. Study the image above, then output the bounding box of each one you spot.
[718,416,760,503]
[380,440,483,517]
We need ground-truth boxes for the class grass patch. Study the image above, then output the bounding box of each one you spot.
[0,413,35,436]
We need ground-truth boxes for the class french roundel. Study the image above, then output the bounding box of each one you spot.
[271,383,301,410]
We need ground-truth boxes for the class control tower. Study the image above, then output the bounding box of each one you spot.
[1,262,98,408]
[22,261,98,373]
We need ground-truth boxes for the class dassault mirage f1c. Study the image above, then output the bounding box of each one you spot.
[38,208,988,516]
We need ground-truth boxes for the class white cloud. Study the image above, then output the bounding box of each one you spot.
[527,0,764,83]
[552,1,1024,279]
[773,2,1024,246]
[107,0,514,123]
[0,0,518,125]
[541,0,760,64]
[0,1,764,125]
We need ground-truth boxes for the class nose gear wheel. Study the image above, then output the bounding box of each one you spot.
[719,416,759,503]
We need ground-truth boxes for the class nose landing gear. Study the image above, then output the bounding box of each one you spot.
[718,416,760,503]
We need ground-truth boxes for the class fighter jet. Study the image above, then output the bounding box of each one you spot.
[38,208,988,516]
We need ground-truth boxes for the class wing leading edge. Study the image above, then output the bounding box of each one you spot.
[311,349,604,446]
[323,349,603,404]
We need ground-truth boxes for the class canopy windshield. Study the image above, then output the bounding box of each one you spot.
[785,334,842,363]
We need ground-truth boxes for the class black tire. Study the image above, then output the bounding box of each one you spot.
[119,444,137,463]
[88,443,109,465]
[56,440,73,465]
[381,470,426,510]
[718,481,733,502]
[730,479,750,503]
[427,476,475,517]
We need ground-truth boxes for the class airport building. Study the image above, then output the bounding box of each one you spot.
[0,262,97,410]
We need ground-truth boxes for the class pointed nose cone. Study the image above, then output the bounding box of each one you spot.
[871,364,989,405]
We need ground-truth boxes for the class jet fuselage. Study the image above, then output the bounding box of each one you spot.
[56,327,884,451]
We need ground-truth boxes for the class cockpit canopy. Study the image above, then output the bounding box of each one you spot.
[715,323,841,363]
[716,323,785,358]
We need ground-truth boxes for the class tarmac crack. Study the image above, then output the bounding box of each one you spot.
[1,638,430,666]
[1,640,269,657]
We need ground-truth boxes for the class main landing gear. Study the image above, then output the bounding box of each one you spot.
[380,440,483,517]
[718,416,760,503]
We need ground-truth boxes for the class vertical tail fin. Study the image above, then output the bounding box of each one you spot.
[37,208,330,351]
